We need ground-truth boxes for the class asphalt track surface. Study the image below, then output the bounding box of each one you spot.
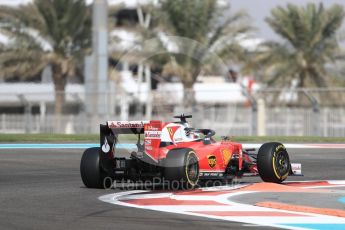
[0,147,344,230]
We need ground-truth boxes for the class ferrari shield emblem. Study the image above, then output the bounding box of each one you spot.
[167,127,174,136]
[222,148,231,164]
[166,126,179,142]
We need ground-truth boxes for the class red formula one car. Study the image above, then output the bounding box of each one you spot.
[80,115,301,189]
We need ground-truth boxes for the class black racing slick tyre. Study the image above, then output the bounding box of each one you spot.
[257,142,290,183]
[165,149,199,189]
[80,147,109,189]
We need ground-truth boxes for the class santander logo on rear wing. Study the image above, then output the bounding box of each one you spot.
[107,121,149,129]
[106,120,162,136]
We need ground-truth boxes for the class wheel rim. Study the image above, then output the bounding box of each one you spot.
[186,155,199,184]
[275,151,289,176]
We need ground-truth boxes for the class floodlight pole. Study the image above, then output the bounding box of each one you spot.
[85,0,109,131]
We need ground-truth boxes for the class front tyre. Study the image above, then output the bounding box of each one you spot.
[80,147,109,188]
[165,149,199,189]
[257,142,290,183]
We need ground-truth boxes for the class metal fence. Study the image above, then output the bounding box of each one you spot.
[1,88,345,137]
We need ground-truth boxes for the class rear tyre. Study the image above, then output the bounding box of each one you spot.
[257,142,290,183]
[80,147,109,188]
[165,148,199,189]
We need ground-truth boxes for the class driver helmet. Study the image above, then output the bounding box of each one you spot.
[184,126,200,140]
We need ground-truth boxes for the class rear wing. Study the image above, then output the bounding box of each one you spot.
[99,121,151,164]
[98,121,149,175]
[100,120,163,162]
[99,120,164,169]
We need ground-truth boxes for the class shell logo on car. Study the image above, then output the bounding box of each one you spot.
[207,155,217,168]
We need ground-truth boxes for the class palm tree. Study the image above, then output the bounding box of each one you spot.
[0,0,91,114]
[157,0,251,107]
[256,3,345,87]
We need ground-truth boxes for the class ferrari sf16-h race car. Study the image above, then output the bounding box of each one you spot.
[80,115,302,189]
